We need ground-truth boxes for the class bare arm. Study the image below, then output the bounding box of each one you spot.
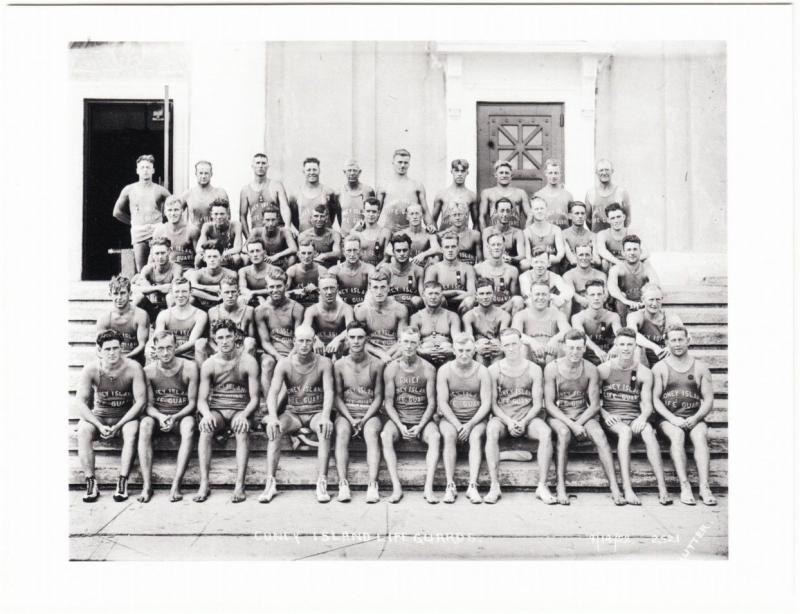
[478,190,491,231]
[382,364,403,427]
[129,310,151,360]
[112,186,131,225]
[575,365,601,425]
[550,226,565,265]
[437,367,460,429]
[239,189,250,237]
[272,181,294,235]
[75,366,102,427]
[254,309,282,360]
[115,363,148,428]
[175,310,207,356]
[171,361,199,421]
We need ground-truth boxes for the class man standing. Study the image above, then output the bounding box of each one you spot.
[584,159,631,231]
[462,278,511,366]
[481,198,526,269]
[511,280,570,367]
[424,231,477,314]
[381,326,440,504]
[155,276,208,360]
[75,330,146,503]
[377,149,435,232]
[627,283,684,367]
[197,199,244,270]
[96,276,150,365]
[653,325,717,506]
[479,160,531,231]
[194,320,260,503]
[333,321,385,503]
[354,270,409,362]
[607,235,660,323]
[437,333,492,504]
[239,152,292,235]
[410,281,461,367]
[432,158,479,231]
[544,329,625,505]
[598,328,671,505]
[181,160,229,229]
[328,236,375,307]
[260,326,335,503]
[139,331,199,503]
[297,204,342,267]
[152,195,200,273]
[378,232,425,313]
[112,154,171,271]
[289,157,340,233]
[571,280,622,366]
[533,159,573,230]
[485,328,556,504]
[337,159,376,236]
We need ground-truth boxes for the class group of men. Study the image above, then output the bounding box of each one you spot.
[76,149,717,507]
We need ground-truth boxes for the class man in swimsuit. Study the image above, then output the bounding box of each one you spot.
[184,241,236,311]
[112,154,170,271]
[479,160,531,231]
[571,279,622,366]
[337,159,376,236]
[595,203,649,271]
[607,234,660,324]
[523,196,566,271]
[511,280,570,367]
[289,157,340,233]
[476,231,523,315]
[563,243,607,315]
[152,195,200,273]
[519,246,574,318]
[410,280,461,367]
[377,148,435,232]
[327,235,375,307]
[396,203,441,267]
[195,275,256,364]
[131,237,182,321]
[562,201,601,269]
[354,196,392,266]
[75,330,146,503]
[194,319,260,503]
[533,159,573,230]
[197,198,244,270]
[246,209,297,271]
[447,201,482,266]
[238,236,282,308]
[260,326,336,503]
[302,273,353,359]
[381,325,440,503]
[254,268,305,399]
[155,276,208,361]
[239,152,292,236]
[598,328,671,505]
[333,321,385,503]
[378,232,425,313]
[485,327,557,504]
[138,331,199,503]
[585,159,631,231]
[627,283,684,367]
[544,329,625,505]
[286,238,329,309]
[437,333,492,503]
[653,325,717,506]
[353,269,409,361]
[424,231,477,314]
[96,275,150,365]
[481,197,526,270]
[181,160,229,229]
[462,278,511,366]
[432,158,479,231]
[297,203,342,267]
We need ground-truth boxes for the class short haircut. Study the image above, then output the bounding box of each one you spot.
[439,230,459,246]
[406,202,422,213]
[346,320,367,334]
[220,275,239,289]
[568,200,587,213]
[499,327,522,340]
[575,243,594,254]
[200,240,222,253]
[343,234,362,247]
[211,318,238,336]
[364,196,381,210]
[150,237,171,249]
[450,158,469,171]
[604,202,624,217]
[531,195,547,208]
[585,279,606,290]
[641,282,663,297]
[210,197,230,211]
[96,329,123,348]
[400,324,421,338]
[267,268,288,283]
[172,276,191,289]
[194,160,212,171]
[393,148,411,158]
[622,234,642,247]
[485,231,504,244]
[390,232,411,248]
[368,269,390,285]
[164,195,184,209]
[152,330,176,345]
[495,197,512,209]
[544,158,561,170]
[423,280,443,292]
[136,154,155,165]
[303,157,320,167]
[530,280,551,292]
[253,152,268,160]
[313,204,328,215]
[666,324,689,338]
[109,275,131,293]
[246,236,266,251]
[531,245,549,259]
[564,329,587,343]
[493,160,512,172]
[318,272,338,285]
[616,327,636,340]
[475,277,495,291]
[453,332,475,345]
[297,237,316,250]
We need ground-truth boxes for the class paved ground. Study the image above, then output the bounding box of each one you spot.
[70,488,727,560]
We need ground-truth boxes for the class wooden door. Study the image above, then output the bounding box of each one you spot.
[476,102,564,197]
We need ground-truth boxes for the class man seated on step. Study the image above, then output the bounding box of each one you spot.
[378,232,426,314]
[475,231,523,315]
[598,328,672,506]
[479,159,531,232]
[353,269,409,362]
[543,329,625,505]
[485,328,556,505]
[154,276,208,361]
[595,203,648,271]
[626,283,684,367]
[254,268,305,402]
[519,246,574,318]
[238,236,282,308]
[197,198,244,270]
[561,201,601,270]
[381,325,440,504]
[260,325,335,504]
[424,230,477,315]
[607,234,660,324]
[301,273,353,360]
[437,333,492,504]
[132,237,182,321]
[96,275,150,366]
[195,275,256,366]
[138,331,199,503]
[333,321,385,503]
[481,197,526,270]
[462,277,511,366]
[184,241,236,311]
[570,279,622,367]
[562,243,607,315]
[75,330,146,503]
[193,319,260,504]
[511,280,570,367]
[652,325,717,506]
[286,237,329,309]
[401,202,441,266]
[246,208,297,270]
[410,280,461,368]
[152,195,201,274]
[327,235,375,307]
[354,196,392,266]
[447,200,482,266]
[297,204,343,268]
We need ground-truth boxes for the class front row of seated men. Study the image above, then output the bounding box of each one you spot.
[77,300,717,507]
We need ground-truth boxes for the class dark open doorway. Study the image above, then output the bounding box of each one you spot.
[82,99,173,280]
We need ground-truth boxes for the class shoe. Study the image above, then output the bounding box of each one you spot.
[337,480,351,503]
[442,482,457,504]
[316,478,331,503]
[112,476,129,502]
[466,483,483,504]
[365,481,380,504]
[484,486,501,504]
[83,476,99,503]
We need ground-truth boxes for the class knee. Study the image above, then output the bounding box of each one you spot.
[534,422,553,441]
[180,416,196,435]
[139,417,155,435]
[261,355,276,370]
[380,428,394,445]
[242,337,256,355]
[486,419,503,439]
[195,338,208,354]
[122,421,139,440]
[77,421,96,442]
[616,425,633,443]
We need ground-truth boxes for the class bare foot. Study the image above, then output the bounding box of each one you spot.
[484,484,502,504]
[556,485,570,506]
[231,488,246,503]
[535,484,557,505]
[388,488,403,504]
[192,484,210,503]
[137,488,153,503]
[679,482,696,506]
[258,478,277,504]
[658,492,673,506]
[611,492,626,506]
[623,488,641,506]
[699,485,717,506]
[169,487,183,502]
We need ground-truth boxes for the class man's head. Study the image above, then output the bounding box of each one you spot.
[665,324,690,357]
[390,232,412,264]
[585,279,606,310]
[614,327,637,360]
[450,159,469,185]
[297,237,316,265]
[486,231,505,261]
[252,153,268,177]
[405,203,424,227]
[263,209,279,232]
[266,269,287,302]
[294,325,316,357]
[530,246,550,276]
[399,324,421,357]
[164,195,185,224]
[311,204,328,229]
[201,240,222,270]
[450,201,469,229]
[605,203,626,229]
[422,280,444,309]
[368,269,390,303]
[531,196,548,222]
[493,160,512,186]
[194,160,213,186]
[563,329,587,364]
[499,327,523,361]
[440,231,459,262]
[210,198,231,227]
[575,243,593,269]
[108,275,131,309]
[568,201,587,228]
[303,157,321,183]
[595,159,614,184]
[544,159,562,187]
[641,283,664,314]
[211,319,238,354]
[318,273,339,305]
[392,149,411,175]
[530,280,551,310]
[475,277,496,308]
[219,275,240,308]
[363,197,381,224]
[136,154,155,181]
[495,197,513,225]
[96,330,124,364]
[150,237,171,267]
[622,235,642,264]
[152,330,177,365]
[453,332,477,365]
[342,235,362,264]
[345,320,368,354]
[171,276,192,306]
[343,159,361,184]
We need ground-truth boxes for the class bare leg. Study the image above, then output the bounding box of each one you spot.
[381,422,403,503]
[609,422,639,505]
[77,420,98,480]
[640,423,671,504]
[311,413,332,503]
[260,412,299,503]
[170,416,196,501]
[260,355,276,404]
[363,417,382,484]
[586,419,625,505]
[422,422,441,503]
[194,411,222,502]
[194,338,210,369]
[528,418,556,504]
[334,416,352,484]
[136,417,155,502]
[548,418,572,505]
[439,421,458,501]
[484,418,506,503]
[659,422,696,505]
[119,420,139,480]
[231,430,249,503]
[690,422,716,505]
[133,241,149,273]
